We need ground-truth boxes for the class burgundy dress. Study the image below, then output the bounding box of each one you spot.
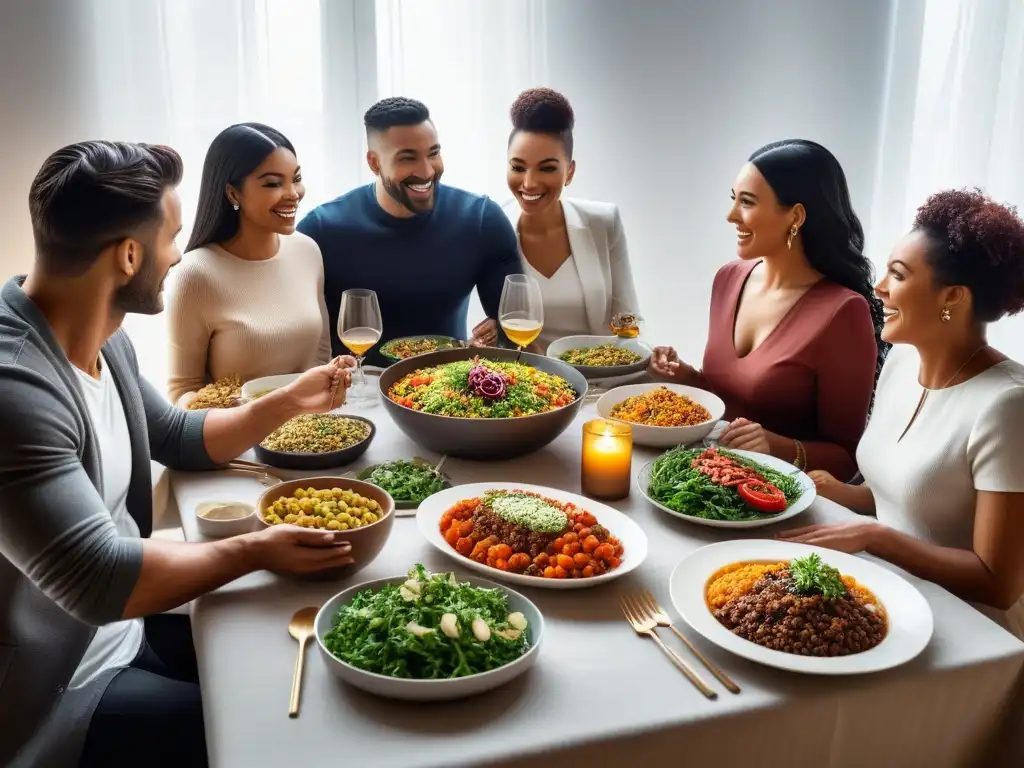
[700,260,877,480]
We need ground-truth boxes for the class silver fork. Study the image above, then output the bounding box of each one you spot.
[620,594,717,699]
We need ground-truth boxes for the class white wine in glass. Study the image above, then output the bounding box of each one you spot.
[499,274,543,358]
[338,288,382,406]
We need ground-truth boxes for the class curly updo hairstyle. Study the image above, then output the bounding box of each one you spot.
[913,189,1024,323]
[509,87,575,159]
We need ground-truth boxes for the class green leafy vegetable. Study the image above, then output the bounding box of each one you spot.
[647,446,803,522]
[323,565,530,679]
[364,459,449,503]
[787,554,847,600]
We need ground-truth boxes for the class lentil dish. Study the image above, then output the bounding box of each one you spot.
[609,386,712,427]
[707,554,887,657]
[187,375,242,410]
[558,344,642,367]
[262,486,382,530]
[388,358,577,418]
[440,490,624,579]
[260,414,370,454]
[380,336,462,360]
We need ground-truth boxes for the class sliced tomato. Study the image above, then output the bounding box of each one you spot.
[737,480,787,513]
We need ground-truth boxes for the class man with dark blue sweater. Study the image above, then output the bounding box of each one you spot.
[298,97,520,367]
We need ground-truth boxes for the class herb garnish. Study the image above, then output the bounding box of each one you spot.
[787,554,847,600]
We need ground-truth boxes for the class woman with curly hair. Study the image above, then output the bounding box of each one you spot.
[652,140,885,480]
[782,189,1024,636]
[502,87,640,351]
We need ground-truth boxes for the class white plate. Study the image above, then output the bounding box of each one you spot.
[637,448,816,528]
[241,373,300,400]
[546,335,653,380]
[315,573,543,701]
[595,383,725,448]
[669,540,934,675]
[417,482,648,589]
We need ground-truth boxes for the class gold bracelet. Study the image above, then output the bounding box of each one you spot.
[793,439,806,470]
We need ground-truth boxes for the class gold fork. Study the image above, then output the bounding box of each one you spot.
[637,590,740,694]
[620,594,717,699]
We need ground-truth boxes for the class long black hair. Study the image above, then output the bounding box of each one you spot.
[750,139,889,381]
[185,122,295,252]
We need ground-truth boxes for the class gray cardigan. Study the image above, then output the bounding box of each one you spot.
[0,276,216,767]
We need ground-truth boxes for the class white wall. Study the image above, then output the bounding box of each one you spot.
[540,0,894,362]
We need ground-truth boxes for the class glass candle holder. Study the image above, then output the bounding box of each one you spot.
[581,419,633,500]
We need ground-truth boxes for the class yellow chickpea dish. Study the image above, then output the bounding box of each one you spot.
[262,487,383,530]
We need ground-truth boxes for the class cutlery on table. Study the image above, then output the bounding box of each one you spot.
[634,589,740,694]
[620,594,718,700]
[287,607,319,718]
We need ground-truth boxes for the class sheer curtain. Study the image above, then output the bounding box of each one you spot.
[375,0,548,326]
[89,0,376,389]
[869,0,1024,355]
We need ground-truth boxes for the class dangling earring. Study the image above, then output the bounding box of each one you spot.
[232,203,240,211]
[941,306,951,322]
[787,225,798,249]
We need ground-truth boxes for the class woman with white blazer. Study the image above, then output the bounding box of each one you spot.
[502,88,641,351]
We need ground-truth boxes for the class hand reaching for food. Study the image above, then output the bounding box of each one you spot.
[470,317,498,347]
[718,418,772,454]
[649,346,699,382]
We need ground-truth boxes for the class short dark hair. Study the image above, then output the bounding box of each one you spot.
[363,97,431,137]
[509,87,575,159]
[186,122,295,252]
[914,188,1024,322]
[29,141,183,275]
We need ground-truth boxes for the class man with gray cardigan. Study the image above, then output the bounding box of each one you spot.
[0,141,358,768]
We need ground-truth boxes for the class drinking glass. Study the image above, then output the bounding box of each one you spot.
[338,289,382,406]
[498,274,543,360]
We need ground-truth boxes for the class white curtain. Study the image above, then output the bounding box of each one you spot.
[869,0,1024,355]
[89,0,376,389]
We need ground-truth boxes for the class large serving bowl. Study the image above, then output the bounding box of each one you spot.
[256,476,394,579]
[546,335,653,380]
[596,383,725,448]
[314,573,544,701]
[378,347,588,460]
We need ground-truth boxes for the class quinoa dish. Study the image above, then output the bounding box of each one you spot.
[706,554,887,657]
[609,386,712,427]
[259,414,370,454]
[387,358,577,418]
[379,336,463,361]
[440,490,624,579]
[186,375,242,410]
[558,344,642,367]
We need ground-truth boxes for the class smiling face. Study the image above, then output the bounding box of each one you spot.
[727,163,803,260]
[368,121,443,216]
[228,147,304,235]
[507,131,575,218]
[876,229,970,345]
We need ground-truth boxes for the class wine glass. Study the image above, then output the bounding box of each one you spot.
[499,274,544,361]
[338,289,382,406]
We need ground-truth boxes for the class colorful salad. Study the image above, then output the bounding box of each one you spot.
[387,358,577,418]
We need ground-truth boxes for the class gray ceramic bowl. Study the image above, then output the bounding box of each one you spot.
[378,346,588,460]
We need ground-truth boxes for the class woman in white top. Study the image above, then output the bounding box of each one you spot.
[501,88,640,351]
[166,123,331,405]
[780,189,1024,638]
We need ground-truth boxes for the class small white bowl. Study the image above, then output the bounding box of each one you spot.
[596,383,725,448]
[241,373,301,401]
[315,574,544,701]
[194,500,257,538]
[546,335,652,380]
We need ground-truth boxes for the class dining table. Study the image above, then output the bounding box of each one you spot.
[170,395,1024,768]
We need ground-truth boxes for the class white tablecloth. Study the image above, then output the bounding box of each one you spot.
[170,401,1024,768]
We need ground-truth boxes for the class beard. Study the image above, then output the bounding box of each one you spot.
[114,242,165,316]
[381,170,442,215]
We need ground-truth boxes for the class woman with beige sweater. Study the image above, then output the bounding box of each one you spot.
[166,123,331,405]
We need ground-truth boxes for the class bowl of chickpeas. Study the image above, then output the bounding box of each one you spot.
[256,477,395,579]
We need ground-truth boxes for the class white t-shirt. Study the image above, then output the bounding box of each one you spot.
[68,354,145,689]
[523,257,590,351]
[857,344,1024,636]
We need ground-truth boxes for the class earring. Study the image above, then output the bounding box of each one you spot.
[941,306,951,322]
[787,225,798,249]
[232,203,240,211]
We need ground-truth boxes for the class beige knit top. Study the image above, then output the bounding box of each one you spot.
[165,232,331,403]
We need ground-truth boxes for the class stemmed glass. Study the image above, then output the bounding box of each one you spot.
[338,289,382,407]
[498,274,544,361]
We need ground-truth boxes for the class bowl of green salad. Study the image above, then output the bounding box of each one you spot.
[356,457,452,510]
[315,564,543,701]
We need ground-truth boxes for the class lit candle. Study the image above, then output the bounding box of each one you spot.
[581,419,632,500]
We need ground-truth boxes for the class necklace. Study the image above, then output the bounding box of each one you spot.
[898,344,987,443]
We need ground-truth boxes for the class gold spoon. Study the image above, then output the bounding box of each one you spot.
[287,607,319,718]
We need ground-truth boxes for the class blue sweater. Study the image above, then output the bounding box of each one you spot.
[298,183,520,366]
